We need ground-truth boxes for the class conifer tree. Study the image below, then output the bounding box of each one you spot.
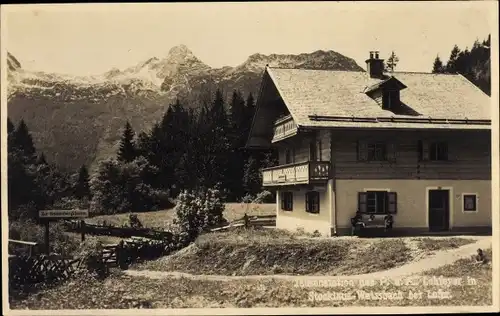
[135,131,151,159]
[12,119,37,163]
[244,92,256,138]
[432,55,445,73]
[242,156,262,196]
[117,121,136,163]
[75,164,91,199]
[385,51,399,72]
[7,118,14,134]
[446,45,461,73]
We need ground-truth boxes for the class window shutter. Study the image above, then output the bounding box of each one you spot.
[317,140,322,161]
[358,192,367,213]
[388,143,397,162]
[357,141,368,161]
[420,140,430,161]
[388,192,397,214]
[280,193,285,210]
[305,192,310,212]
[442,142,449,161]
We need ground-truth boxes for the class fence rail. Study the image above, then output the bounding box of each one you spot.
[9,254,82,286]
[210,214,276,232]
[63,220,174,241]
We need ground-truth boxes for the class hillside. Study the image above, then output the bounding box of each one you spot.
[7,46,363,172]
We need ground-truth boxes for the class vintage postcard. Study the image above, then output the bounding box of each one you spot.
[1,1,499,315]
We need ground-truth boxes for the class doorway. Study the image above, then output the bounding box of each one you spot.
[428,189,450,232]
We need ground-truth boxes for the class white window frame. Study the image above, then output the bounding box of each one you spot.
[362,188,392,214]
[462,193,479,213]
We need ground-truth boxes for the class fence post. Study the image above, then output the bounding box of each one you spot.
[116,240,128,270]
[243,213,249,228]
[80,220,86,242]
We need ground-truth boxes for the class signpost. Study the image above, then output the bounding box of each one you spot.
[39,210,89,219]
[38,210,89,255]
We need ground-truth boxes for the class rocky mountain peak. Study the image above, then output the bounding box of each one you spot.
[166,44,195,60]
[8,52,22,71]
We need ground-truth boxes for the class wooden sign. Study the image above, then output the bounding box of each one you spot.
[277,175,287,182]
[39,209,89,219]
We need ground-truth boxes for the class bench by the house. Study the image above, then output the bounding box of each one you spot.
[350,213,394,236]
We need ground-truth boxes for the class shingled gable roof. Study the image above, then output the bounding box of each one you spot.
[265,67,491,130]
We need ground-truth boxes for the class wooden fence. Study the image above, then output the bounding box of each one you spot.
[63,220,174,241]
[9,254,82,286]
[210,214,276,232]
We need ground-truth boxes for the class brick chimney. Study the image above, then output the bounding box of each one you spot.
[365,51,385,78]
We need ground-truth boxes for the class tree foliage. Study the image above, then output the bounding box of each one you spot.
[435,35,491,95]
[7,120,72,220]
[432,55,445,73]
[385,51,399,72]
[174,188,226,242]
[8,87,273,220]
[117,121,136,163]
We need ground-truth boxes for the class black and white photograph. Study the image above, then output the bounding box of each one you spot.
[1,1,498,314]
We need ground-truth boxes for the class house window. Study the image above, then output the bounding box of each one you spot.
[358,141,395,162]
[281,192,293,211]
[419,141,448,161]
[382,91,400,110]
[463,194,478,212]
[430,142,448,161]
[367,143,387,161]
[358,191,397,214]
[305,191,320,214]
[309,139,322,161]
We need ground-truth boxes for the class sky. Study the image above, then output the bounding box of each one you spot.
[2,2,496,76]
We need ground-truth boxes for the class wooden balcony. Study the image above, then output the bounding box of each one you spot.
[272,115,298,143]
[262,161,330,187]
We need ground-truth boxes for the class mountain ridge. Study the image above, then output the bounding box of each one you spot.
[7,45,364,171]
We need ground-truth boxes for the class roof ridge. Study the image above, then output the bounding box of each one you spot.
[391,71,461,76]
[267,66,364,73]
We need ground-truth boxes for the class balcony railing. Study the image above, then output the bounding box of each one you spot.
[272,115,298,143]
[262,161,330,187]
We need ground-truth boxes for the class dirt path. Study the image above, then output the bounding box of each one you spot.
[123,236,491,282]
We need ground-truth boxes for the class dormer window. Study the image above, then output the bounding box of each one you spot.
[364,76,406,112]
[382,90,400,110]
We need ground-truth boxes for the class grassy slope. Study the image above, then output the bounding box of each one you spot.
[10,249,492,309]
[135,228,448,276]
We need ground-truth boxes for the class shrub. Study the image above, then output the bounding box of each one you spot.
[76,237,109,279]
[89,158,170,215]
[52,196,90,210]
[174,187,226,242]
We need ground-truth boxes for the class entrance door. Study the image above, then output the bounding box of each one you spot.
[428,189,450,232]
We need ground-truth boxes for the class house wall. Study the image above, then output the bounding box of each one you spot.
[331,129,491,180]
[276,183,331,236]
[271,128,491,236]
[334,179,492,235]
[277,129,331,164]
